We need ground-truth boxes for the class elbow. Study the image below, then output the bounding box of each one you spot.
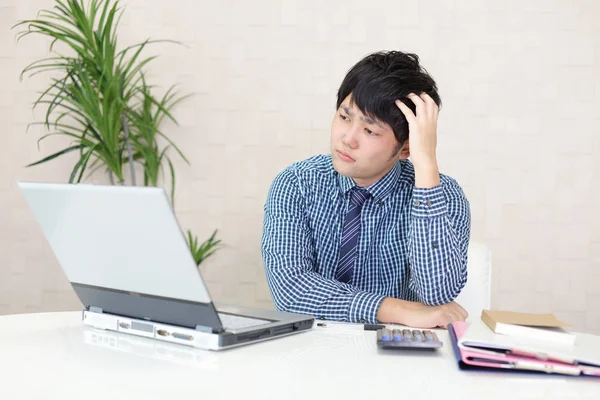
[267,283,291,312]
[265,272,295,313]
[272,297,292,313]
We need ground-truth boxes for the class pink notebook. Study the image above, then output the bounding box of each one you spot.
[449,321,600,377]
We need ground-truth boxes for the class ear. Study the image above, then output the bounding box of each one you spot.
[397,139,410,160]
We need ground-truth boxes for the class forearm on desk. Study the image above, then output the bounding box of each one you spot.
[264,254,386,323]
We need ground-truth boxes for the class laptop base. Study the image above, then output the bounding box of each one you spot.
[82,310,312,351]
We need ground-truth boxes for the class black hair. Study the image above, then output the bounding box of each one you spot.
[336,51,441,146]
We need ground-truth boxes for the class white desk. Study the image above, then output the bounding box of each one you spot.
[0,312,598,399]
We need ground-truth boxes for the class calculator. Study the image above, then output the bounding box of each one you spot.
[376,328,443,350]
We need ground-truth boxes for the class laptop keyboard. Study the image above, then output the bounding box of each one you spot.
[218,313,271,330]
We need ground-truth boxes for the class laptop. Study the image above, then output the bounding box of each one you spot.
[18,182,314,350]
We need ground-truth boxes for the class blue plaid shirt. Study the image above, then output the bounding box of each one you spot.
[261,155,470,323]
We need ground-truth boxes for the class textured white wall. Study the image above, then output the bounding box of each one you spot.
[1,0,599,333]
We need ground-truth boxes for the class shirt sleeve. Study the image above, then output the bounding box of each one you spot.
[261,168,386,323]
[407,176,471,305]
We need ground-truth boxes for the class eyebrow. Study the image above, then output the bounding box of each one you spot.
[341,105,384,129]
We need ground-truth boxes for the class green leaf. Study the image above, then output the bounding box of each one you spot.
[35,130,95,151]
[187,229,222,266]
[26,144,85,167]
[69,143,98,183]
[167,157,176,206]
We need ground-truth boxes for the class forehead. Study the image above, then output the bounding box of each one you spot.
[340,99,386,129]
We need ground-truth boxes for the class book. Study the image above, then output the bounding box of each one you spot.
[481,309,575,345]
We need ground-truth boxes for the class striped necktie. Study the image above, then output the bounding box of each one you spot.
[335,187,370,284]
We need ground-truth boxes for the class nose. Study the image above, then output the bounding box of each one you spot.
[342,125,360,149]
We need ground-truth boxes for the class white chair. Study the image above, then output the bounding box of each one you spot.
[454,241,492,322]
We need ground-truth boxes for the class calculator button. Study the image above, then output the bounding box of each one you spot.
[381,329,391,341]
[413,331,423,342]
[424,331,434,341]
[392,329,403,341]
[402,329,412,341]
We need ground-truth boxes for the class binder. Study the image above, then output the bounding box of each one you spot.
[448,321,600,377]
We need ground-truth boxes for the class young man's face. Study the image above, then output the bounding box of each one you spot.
[330,94,409,187]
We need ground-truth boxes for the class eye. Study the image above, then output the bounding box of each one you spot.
[339,113,349,121]
[365,128,375,135]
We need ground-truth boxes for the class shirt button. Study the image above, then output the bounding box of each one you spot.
[359,319,366,323]
[413,200,421,206]
[377,200,383,205]
[353,253,359,259]
[432,241,439,249]
[426,200,432,207]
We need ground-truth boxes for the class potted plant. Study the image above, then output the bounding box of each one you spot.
[14,0,220,266]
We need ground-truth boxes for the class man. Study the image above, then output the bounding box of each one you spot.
[261,51,470,328]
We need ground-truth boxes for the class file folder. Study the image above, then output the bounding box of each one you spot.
[448,321,600,377]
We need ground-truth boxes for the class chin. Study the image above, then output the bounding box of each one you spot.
[332,159,354,178]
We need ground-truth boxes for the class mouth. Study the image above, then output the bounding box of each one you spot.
[336,150,355,162]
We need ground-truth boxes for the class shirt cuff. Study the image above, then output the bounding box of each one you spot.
[412,184,447,218]
[348,291,387,323]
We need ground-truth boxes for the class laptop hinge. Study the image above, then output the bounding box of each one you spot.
[89,306,103,314]
[196,325,224,334]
